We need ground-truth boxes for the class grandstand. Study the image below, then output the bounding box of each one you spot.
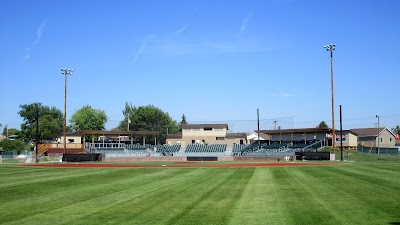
[185,144,227,153]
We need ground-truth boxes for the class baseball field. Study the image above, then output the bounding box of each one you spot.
[0,159,399,224]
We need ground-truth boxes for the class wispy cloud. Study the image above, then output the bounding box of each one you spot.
[240,11,253,34]
[271,93,295,97]
[134,38,148,62]
[170,24,188,35]
[132,18,271,61]
[24,20,46,60]
[33,20,46,45]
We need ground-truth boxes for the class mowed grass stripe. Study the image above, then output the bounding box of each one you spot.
[58,168,236,224]
[0,168,194,224]
[229,167,291,224]
[321,165,400,221]
[161,168,253,225]
[272,167,342,225]
[303,166,400,224]
[0,167,121,189]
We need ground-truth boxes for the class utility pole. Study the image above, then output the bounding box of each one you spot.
[61,68,74,154]
[127,113,130,131]
[257,109,260,145]
[340,105,343,161]
[376,115,380,154]
[35,109,39,163]
[272,120,278,130]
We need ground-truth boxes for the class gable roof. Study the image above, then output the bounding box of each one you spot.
[350,127,394,137]
[181,124,228,130]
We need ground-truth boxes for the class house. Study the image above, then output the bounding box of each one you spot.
[350,127,396,148]
[333,130,358,149]
[166,124,247,148]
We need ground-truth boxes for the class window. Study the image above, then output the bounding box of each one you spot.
[240,139,244,144]
[192,140,195,144]
[390,138,392,142]
[380,137,383,142]
[68,139,74,143]
[204,127,212,131]
[216,137,225,140]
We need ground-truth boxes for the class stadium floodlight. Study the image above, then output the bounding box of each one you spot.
[324,43,336,151]
[61,68,74,155]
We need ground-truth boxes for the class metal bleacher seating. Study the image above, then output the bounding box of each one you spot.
[185,144,227,153]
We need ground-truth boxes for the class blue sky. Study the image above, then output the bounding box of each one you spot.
[1,0,400,133]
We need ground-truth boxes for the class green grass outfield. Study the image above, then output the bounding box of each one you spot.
[0,161,399,225]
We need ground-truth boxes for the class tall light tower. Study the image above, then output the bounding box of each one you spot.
[61,68,74,154]
[324,44,336,150]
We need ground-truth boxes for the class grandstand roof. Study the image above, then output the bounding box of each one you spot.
[77,130,160,136]
[165,134,183,139]
[182,124,228,129]
[226,133,247,138]
[256,128,331,134]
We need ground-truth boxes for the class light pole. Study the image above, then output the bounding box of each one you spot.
[61,68,74,154]
[376,115,380,154]
[324,43,336,151]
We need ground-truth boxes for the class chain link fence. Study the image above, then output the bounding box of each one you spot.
[334,147,400,162]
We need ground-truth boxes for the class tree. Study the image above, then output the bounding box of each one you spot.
[392,126,400,134]
[3,127,19,137]
[18,103,63,142]
[0,139,25,151]
[70,105,108,131]
[178,114,188,132]
[316,121,329,129]
[129,105,179,144]
[117,102,136,131]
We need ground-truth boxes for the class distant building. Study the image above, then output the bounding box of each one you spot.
[350,127,396,148]
[166,124,247,147]
[333,130,358,149]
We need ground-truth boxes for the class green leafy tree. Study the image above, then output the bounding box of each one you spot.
[117,102,136,131]
[316,121,329,129]
[70,105,108,131]
[18,103,63,142]
[392,125,400,134]
[129,105,179,144]
[0,139,25,151]
[3,127,19,137]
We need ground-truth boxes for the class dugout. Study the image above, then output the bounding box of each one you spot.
[63,153,102,162]
[295,152,330,161]
[187,156,218,161]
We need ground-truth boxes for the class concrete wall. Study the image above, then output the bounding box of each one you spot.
[182,128,227,137]
[105,156,187,162]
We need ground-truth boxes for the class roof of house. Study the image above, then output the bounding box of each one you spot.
[181,124,229,130]
[350,128,390,137]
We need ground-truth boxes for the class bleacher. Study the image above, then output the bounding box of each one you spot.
[185,144,227,153]
[232,144,249,152]
[126,144,148,151]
